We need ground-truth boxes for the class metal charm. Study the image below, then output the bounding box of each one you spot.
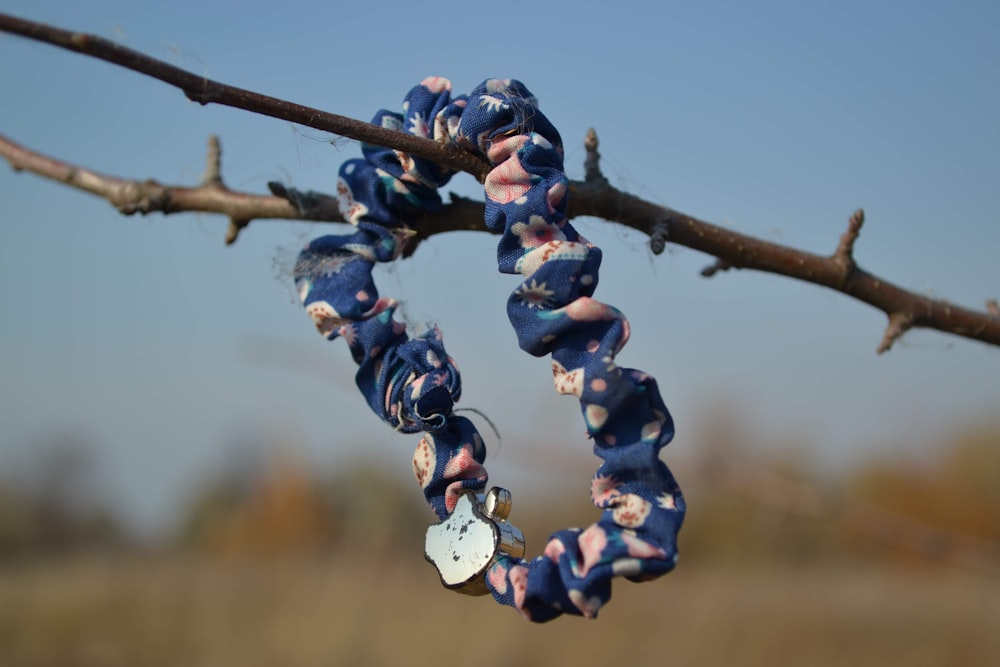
[424,487,526,596]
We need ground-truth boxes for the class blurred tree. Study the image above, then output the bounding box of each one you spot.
[849,423,1000,566]
[180,440,429,560]
[0,437,123,558]
[181,448,338,558]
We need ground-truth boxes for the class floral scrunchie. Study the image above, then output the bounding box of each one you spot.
[294,77,684,621]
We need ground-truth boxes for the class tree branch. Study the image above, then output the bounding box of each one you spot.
[0,132,345,244]
[0,12,490,182]
[2,12,998,353]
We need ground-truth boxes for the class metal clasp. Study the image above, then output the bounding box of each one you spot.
[424,487,526,596]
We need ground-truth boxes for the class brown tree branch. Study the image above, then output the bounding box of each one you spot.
[0,12,490,182]
[2,12,999,353]
[569,180,1000,352]
[0,132,346,244]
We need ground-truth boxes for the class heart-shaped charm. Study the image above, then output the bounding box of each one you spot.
[425,487,525,595]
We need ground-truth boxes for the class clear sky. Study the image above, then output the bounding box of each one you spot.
[1,0,998,534]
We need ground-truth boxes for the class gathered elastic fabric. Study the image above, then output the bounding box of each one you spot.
[294,77,684,621]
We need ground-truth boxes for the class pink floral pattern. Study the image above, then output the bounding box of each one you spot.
[305,301,343,338]
[576,524,609,578]
[552,360,584,397]
[412,437,436,490]
[620,532,668,560]
[484,136,531,203]
[510,215,567,250]
[544,537,566,563]
[514,279,556,309]
[509,565,531,619]
[611,493,653,528]
[442,441,488,513]
[568,589,602,619]
[487,562,509,595]
[591,474,623,506]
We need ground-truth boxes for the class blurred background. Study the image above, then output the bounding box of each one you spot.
[1,1,998,665]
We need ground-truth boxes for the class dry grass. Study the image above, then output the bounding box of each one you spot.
[1,554,997,666]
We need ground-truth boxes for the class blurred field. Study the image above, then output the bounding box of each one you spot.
[0,554,997,666]
[2,422,998,665]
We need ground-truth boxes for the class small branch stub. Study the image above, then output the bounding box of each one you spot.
[833,208,865,277]
[202,135,224,188]
[201,135,248,244]
[878,312,915,354]
[649,220,670,256]
[583,127,606,184]
[225,218,250,245]
[701,258,734,278]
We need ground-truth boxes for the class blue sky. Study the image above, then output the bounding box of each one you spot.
[1,0,998,534]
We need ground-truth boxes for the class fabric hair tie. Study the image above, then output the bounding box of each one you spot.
[294,77,684,621]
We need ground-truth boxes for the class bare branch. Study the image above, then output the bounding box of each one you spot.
[2,12,999,353]
[571,180,1000,352]
[0,12,490,182]
[0,133,345,230]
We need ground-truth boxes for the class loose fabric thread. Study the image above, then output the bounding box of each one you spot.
[294,77,684,621]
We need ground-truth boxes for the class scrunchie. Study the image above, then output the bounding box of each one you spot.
[294,77,684,621]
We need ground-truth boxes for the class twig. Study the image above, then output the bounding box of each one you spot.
[878,312,915,355]
[1,13,999,353]
[198,135,251,244]
[833,209,864,278]
[583,127,606,184]
[648,220,670,256]
[202,135,223,188]
[700,259,733,278]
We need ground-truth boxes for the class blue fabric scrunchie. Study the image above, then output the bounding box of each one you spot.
[294,77,684,621]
